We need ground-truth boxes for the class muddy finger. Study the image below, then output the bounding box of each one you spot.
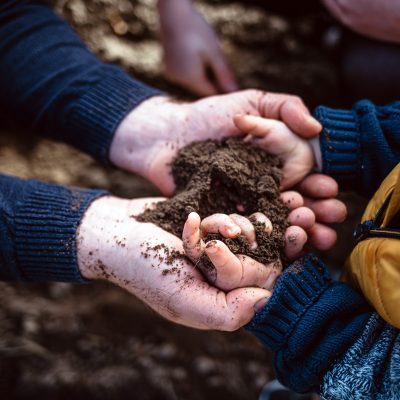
[285,225,308,260]
[201,214,241,238]
[204,240,243,289]
[229,213,257,249]
[288,206,316,230]
[280,191,304,209]
[182,212,204,262]
[249,212,273,235]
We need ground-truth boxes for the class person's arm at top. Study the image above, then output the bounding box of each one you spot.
[0,0,161,163]
[246,255,399,397]
[313,100,400,195]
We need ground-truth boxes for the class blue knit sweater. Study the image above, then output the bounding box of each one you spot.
[1,2,400,399]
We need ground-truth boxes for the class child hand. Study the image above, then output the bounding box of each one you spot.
[182,204,314,291]
[182,211,279,291]
[234,114,315,190]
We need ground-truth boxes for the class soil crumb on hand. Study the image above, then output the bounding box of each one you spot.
[138,137,289,267]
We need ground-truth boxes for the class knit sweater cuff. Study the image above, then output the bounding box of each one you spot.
[313,106,361,186]
[246,254,372,393]
[246,254,331,351]
[14,182,107,282]
[66,66,162,164]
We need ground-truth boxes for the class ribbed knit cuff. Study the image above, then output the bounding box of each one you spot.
[246,254,372,394]
[314,106,361,186]
[246,254,331,351]
[14,182,107,283]
[66,66,162,164]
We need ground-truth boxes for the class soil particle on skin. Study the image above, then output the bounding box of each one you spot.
[138,137,289,271]
[142,243,190,275]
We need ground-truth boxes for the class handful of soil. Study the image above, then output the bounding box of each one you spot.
[138,137,289,270]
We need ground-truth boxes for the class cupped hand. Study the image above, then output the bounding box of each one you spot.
[234,114,315,190]
[183,211,281,292]
[158,0,237,96]
[77,196,271,331]
[110,90,321,196]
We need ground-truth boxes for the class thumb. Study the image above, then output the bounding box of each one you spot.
[224,287,272,330]
[233,114,293,155]
[280,99,322,138]
[258,93,322,138]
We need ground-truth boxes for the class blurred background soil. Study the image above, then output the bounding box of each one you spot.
[0,1,366,399]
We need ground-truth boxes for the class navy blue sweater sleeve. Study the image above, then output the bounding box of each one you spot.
[246,254,372,394]
[0,0,161,163]
[314,100,400,195]
[0,174,107,283]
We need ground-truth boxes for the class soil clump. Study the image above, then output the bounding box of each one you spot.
[138,138,289,268]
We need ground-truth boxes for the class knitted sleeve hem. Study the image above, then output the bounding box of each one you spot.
[64,66,162,163]
[14,181,108,282]
[246,254,331,351]
[246,254,372,393]
[313,105,361,186]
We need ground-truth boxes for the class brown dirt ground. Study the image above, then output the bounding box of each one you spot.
[0,1,367,399]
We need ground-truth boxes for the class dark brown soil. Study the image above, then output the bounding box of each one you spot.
[138,138,289,274]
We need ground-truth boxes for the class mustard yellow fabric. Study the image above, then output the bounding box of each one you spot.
[343,164,400,328]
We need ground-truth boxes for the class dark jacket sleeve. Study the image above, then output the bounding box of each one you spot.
[314,100,400,195]
[0,174,107,283]
[0,0,161,163]
[246,254,373,394]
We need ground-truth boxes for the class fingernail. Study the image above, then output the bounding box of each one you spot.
[254,297,270,313]
[250,241,258,250]
[308,115,322,131]
[205,241,218,254]
[228,226,241,236]
[264,221,273,235]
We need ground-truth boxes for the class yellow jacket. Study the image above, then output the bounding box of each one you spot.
[343,164,400,328]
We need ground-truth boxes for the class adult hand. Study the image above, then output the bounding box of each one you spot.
[322,0,400,44]
[77,196,270,331]
[158,0,237,96]
[110,90,321,196]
